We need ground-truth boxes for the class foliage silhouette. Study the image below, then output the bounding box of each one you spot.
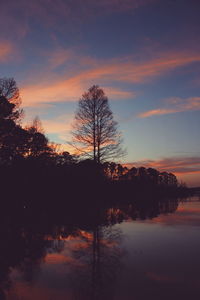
[0,77,190,211]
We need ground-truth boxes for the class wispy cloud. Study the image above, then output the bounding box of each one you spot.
[125,157,200,186]
[104,87,137,99]
[125,156,200,175]
[0,41,13,62]
[42,119,71,136]
[22,112,73,144]
[0,0,154,40]
[21,78,83,107]
[47,48,74,69]
[20,70,135,107]
[20,51,200,107]
[42,114,73,138]
[138,97,200,118]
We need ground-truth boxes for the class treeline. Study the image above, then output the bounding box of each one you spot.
[0,78,187,209]
[102,162,178,186]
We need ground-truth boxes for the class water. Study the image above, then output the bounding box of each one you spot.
[2,196,200,300]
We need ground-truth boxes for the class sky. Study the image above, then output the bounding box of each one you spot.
[0,0,200,186]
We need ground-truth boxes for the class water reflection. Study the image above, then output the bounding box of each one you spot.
[0,196,199,299]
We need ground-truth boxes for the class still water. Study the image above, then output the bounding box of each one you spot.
[2,196,200,300]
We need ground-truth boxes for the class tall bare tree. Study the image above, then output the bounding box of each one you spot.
[71,85,124,163]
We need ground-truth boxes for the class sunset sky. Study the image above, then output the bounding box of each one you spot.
[0,0,200,186]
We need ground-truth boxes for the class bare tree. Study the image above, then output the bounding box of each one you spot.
[71,85,125,163]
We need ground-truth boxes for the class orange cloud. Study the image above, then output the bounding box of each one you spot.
[22,113,74,144]
[126,156,200,172]
[42,115,73,135]
[0,41,13,62]
[139,108,177,118]
[42,118,74,148]
[104,86,136,99]
[71,52,200,84]
[138,97,200,118]
[21,76,135,107]
[48,48,74,69]
[21,78,83,106]
[125,156,200,186]
[21,51,200,107]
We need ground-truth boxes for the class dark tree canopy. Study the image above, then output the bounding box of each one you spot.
[0,77,22,122]
[0,79,52,165]
[24,117,53,160]
[71,85,124,163]
[0,94,25,164]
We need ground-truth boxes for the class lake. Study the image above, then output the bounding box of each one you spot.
[2,195,200,300]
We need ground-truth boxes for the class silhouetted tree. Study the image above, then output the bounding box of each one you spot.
[0,77,22,121]
[25,117,52,158]
[55,151,77,166]
[147,168,159,185]
[168,173,178,186]
[102,162,127,180]
[125,166,137,180]
[137,167,148,183]
[160,172,170,186]
[0,98,26,164]
[71,85,124,163]
[0,78,26,164]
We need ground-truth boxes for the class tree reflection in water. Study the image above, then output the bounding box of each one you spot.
[0,197,179,300]
[65,225,122,300]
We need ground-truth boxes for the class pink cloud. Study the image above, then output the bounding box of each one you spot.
[48,49,74,69]
[125,156,200,173]
[138,97,200,118]
[104,86,136,99]
[125,156,200,186]
[21,77,86,106]
[0,41,13,62]
[71,52,200,84]
[20,51,200,107]
[41,114,74,144]
[42,118,72,135]
[23,113,74,146]
[21,76,135,107]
